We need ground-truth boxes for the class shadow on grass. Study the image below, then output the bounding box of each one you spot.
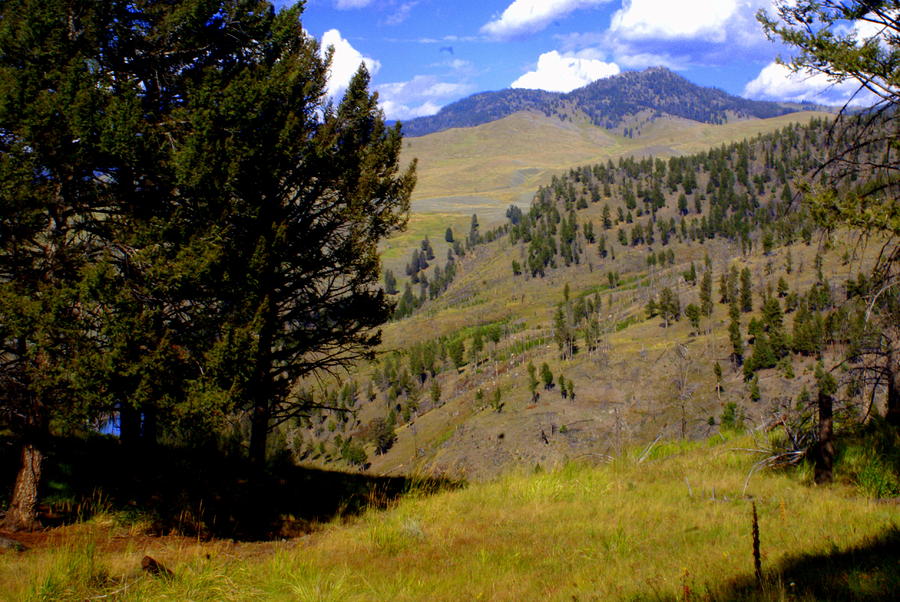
[1,435,461,541]
[705,526,900,601]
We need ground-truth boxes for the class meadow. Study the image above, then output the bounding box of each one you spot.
[4,430,897,600]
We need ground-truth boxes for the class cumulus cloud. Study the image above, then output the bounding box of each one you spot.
[600,0,773,69]
[320,29,382,99]
[511,50,620,92]
[481,0,611,39]
[743,62,874,106]
[377,75,474,120]
[610,0,740,42]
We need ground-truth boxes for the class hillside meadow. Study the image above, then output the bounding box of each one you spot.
[2,431,897,600]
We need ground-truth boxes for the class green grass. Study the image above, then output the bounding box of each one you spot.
[4,432,897,600]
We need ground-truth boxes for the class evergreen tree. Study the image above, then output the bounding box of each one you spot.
[448,339,466,370]
[527,361,539,401]
[430,379,441,406]
[740,267,753,313]
[469,213,480,245]
[186,40,415,467]
[699,270,714,318]
[685,303,701,334]
[658,287,681,327]
[729,317,744,366]
[384,270,399,295]
[541,362,554,390]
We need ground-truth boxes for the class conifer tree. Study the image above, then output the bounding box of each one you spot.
[527,361,539,402]
[699,270,714,318]
[740,267,753,313]
[541,362,554,390]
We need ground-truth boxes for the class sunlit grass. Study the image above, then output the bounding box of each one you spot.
[4,432,896,600]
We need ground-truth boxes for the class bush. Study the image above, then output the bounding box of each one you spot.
[721,402,744,432]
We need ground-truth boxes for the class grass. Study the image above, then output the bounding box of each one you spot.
[3,431,898,600]
[395,110,832,246]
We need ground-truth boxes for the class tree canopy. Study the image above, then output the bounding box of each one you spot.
[0,0,414,530]
[760,1,900,429]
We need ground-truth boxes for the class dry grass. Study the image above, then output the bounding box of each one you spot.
[3,433,896,600]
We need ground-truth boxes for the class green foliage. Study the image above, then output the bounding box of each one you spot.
[447,338,466,370]
[721,402,744,432]
[685,303,701,334]
[527,361,539,396]
[369,416,397,455]
[340,439,368,467]
[699,271,714,317]
[541,362,554,390]
[0,0,416,484]
[430,379,441,406]
[749,374,761,403]
[740,267,753,313]
[835,420,900,498]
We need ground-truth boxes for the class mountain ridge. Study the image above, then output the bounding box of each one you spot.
[400,66,825,137]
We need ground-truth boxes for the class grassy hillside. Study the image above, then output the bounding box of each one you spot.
[287,115,899,488]
[5,432,898,600]
[398,110,830,244]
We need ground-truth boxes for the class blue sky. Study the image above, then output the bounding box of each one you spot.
[277,1,874,121]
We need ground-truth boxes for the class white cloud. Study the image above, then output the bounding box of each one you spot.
[381,100,443,120]
[598,0,773,70]
[320,29,382,99]
[511,50,620,92]
[377,75,474,120]
[743,62,875,106]
[335,0,374,9]
[610,0,739,42]
[481,0,610,39]
[614,51,685,70]
[386,2,418,25]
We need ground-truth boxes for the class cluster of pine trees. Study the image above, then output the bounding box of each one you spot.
[505,119,834,281]
[0,0,414,530]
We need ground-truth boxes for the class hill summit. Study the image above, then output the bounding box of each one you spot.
[401,66,814,137]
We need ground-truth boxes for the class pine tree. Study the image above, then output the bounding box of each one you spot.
[430,379,441,406]
[527,361,539,402]
[384,270,399,295]
[699,270,714,318]
[180,35,415,467]
[541,362,554,390]
[729,317,744,366]
[685,304,701,334]
[448,339,466,369]
[740,267,753,313]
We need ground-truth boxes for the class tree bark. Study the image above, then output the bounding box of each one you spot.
[119,403,141,447]
[248,402,270,468]
[814,390,834,484]
[142,405,158,445]
[2,442,43,531]
[886,348,900,428]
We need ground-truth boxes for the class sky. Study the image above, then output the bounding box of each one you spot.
[276,0,877,121]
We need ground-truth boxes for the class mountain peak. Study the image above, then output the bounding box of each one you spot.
[401,68,796,137]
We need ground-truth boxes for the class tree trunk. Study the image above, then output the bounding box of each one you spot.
[2,442,43,531]
[814,389,834,484]
[142,405,158,445]
[886,349,900,428]
[119,403,141,447]
[248,402,270,468]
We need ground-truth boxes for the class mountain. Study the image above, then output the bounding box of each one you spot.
[401,66,820,137]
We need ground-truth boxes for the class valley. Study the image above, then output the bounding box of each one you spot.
[2,6,898,598]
